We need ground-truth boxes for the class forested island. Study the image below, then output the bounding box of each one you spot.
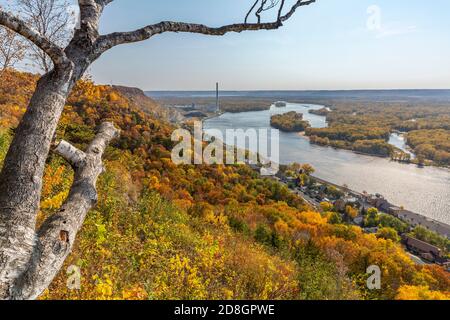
[308,107,330,116]
[274,101,287,107]
[270,111,310,132]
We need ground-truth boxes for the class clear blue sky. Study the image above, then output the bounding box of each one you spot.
[7,0,450,90]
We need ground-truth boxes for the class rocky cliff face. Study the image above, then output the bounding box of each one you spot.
[113,85,183,123]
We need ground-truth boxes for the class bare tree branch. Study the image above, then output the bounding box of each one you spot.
[95,21,279,54]
[256,0,281,24]
[94,0,315,55]
[280,0,315,21]
[0,9,67,67]
[278,0,286,21]
[11,122,119,300]
[245,0,260,24]
[0,26,28,72]
[255,0,267,24]
[17,0,75,73]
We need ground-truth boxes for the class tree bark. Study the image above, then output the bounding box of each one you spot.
[10,123,119,299]
[0,65,76,299]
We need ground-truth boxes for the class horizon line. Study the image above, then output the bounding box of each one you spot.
[144,88,450,92]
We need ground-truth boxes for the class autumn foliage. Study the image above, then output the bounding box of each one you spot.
[0,69,448,300]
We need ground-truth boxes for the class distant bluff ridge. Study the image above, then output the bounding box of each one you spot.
[113,85,183,123]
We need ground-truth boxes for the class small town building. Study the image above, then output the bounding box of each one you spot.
[402,235,442,262]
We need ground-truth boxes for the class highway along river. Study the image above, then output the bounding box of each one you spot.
[203,103,450,224]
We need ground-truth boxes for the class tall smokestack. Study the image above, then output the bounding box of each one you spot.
[216,82,219,112]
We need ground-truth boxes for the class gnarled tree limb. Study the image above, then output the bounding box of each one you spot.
[71,0,111,48]
[0,9,68,67]
[10,122,119,300]
[94,0,315,55]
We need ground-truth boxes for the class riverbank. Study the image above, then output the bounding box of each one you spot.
[297,131,405,160]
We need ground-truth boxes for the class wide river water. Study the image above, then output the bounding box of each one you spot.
[204,103,450,224]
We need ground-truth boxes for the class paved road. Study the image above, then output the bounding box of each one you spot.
[406,252,428,265]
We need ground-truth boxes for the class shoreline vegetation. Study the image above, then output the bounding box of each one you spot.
[308,107,331,116]
[154,96,273,113]
[306,128,398,158]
